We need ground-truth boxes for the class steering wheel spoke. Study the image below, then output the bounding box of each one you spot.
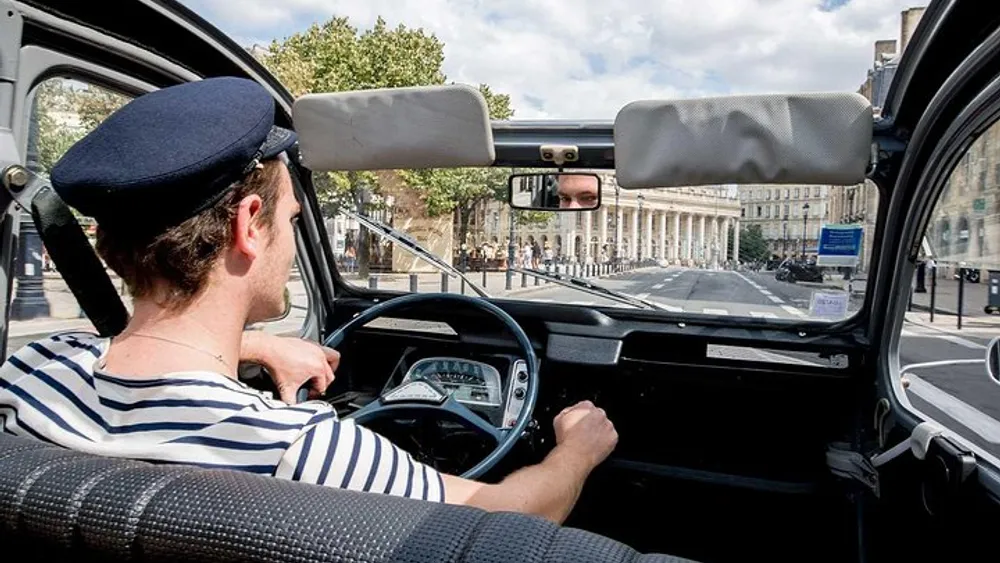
[440,396,502,442]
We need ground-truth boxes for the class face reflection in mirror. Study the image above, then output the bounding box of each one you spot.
[556,174,599,209]
[508,172,601,211]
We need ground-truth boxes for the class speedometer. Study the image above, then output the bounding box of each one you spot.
[402,357,502,407]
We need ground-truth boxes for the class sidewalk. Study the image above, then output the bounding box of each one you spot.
[910,274,995,318]
[904,310,999,338]
[8,264,642,341]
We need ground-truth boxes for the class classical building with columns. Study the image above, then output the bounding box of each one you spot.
[472,173,742,266]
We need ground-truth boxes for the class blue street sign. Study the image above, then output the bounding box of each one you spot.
[817,224,863,267]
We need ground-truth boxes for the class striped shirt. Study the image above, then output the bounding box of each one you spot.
[0,332,445,502]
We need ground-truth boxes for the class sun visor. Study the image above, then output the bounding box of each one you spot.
[292,84,495,171]
[613,92,873,188]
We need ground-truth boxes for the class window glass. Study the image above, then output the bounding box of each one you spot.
[898,120,1000,459]
[321,174,876,323]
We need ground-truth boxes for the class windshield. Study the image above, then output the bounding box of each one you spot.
[317,173,874,322]
[237,9,883,323]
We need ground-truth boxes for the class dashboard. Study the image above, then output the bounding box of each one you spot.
[389,353,530,429]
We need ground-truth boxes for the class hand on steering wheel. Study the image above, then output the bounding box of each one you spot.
[301,292,539,479]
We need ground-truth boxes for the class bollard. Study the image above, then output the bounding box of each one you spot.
[368,275,378,289]
[915,261,927,293]
[957,268,965,330]
[482,268,488,289]
[929,265,936,323]
[535,273,540,286]
[441,272,449,293]
[521,272,527,288]
[409,273,418,293]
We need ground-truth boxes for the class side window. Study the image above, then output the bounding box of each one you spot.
[899,120,1000,458]
[8,77,306,353]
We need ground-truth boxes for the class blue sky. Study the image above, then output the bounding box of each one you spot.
[179,0,924,119]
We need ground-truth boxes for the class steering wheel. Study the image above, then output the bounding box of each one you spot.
[301,292,540,480]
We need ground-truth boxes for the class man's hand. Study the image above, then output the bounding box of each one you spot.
[440,399,617,524]
[553,400,618,469]
[241,332,339,404]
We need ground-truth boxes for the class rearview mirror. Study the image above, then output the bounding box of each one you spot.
[508,172,601,211]
[987,336,1000,385]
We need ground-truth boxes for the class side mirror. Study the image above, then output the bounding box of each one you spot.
[508,172,601,211]
[987,336,1000,385]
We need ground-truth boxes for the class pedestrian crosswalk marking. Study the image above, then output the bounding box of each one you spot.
[781,305,806,317]
[636,293,650,299]
[749,311,778,318]
[703,308,729,315]
[570,300,595,305]
[652,283,664,289]
[768,295,784,303]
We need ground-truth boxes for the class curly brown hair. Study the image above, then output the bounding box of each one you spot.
[95,159,283,310]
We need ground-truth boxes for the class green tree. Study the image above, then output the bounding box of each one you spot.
[259,16,516,275]
[32,80,130,176]
[401,84,515,247]
[739,224,769,263]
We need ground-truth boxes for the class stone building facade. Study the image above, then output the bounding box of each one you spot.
[471,172,742,266]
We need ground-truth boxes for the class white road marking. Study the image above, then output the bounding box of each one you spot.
[760,289,773,296]
[902,321,986,350]
[906,374,1000,443]
[636,293,650,299]
[570,300,595,305]
[768,295,784,303]
[781,305,806,317]
[652,283,664,289]
[703,308,729,315]
[749,311,778,318]
[649,300,684,312]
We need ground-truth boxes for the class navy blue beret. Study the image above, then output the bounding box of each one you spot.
[51,76,297,233]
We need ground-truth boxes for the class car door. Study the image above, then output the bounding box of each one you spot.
[864,1,1000,559]
[0,0,335,359]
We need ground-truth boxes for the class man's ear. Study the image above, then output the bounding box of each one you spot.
[232,194,266,259]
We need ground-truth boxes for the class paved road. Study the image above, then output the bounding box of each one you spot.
[510,266,859,320]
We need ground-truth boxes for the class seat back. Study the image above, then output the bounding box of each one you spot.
[0,433,693,563]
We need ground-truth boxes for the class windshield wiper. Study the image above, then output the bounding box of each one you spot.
[511,267,668,311]
[342,209,491,299]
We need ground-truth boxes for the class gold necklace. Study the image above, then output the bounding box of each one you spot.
[125,332,232,370]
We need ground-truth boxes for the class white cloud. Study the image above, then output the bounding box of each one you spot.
[184,0,923,119]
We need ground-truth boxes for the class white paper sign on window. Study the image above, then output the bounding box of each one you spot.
[810,291,850,319]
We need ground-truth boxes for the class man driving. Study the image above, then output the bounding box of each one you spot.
[556,174,599,209]
[0,77,617,525]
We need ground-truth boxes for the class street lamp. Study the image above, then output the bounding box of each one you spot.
[613,182,621,264]
[801,203,810,257]
[636,194,645,262]
[11,98,50,320]
[782,216,788,258]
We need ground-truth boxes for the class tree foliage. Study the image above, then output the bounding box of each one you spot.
[739,223,770,263]
[259,17,516,221]
[31,79,129,175]
[259,16,450,215]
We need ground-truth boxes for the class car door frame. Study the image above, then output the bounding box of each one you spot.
[864,0,1000,535]
[0,0,339,357]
